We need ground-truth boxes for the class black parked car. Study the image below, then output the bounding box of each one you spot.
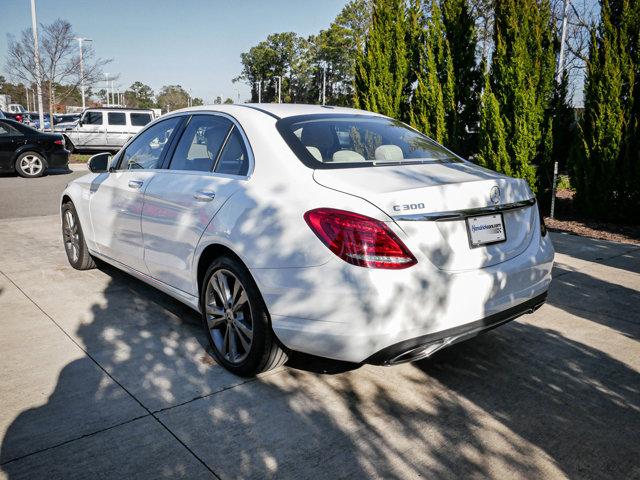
[0,119,69,177]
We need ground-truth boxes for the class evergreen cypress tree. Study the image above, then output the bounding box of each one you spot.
[483,0,556,192]
[409,40,447,142]
[574,0,628,218]
[538,72,575,210]
[477,77,511,175]
[441,0,482,158]
[354,0,410,118]
[408,0,454,144]
[576,0,639,221]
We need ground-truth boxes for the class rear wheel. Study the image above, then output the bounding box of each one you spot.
[201,256,287,376]
[16,152,46,178]
[61,202,96,270]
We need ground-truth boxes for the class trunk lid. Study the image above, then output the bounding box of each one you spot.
[313,162,537,272]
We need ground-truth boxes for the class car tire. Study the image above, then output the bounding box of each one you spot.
[63,135,75,153]
[201,255,288,377]
[61,201,96,270]
[15,151,46,178]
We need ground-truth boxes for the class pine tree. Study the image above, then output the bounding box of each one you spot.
[483,0,556,192]
[441,0,482,158]
[575,0,638,220]
[354,0,410,118]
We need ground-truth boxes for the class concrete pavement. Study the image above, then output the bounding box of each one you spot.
[0,211,638,478]
[0,170,86,219]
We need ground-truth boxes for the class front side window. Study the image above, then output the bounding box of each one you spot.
[83,111,103,125]
[215,128,249,176]
[278,115,459,168]
[108,112,126,126]
[131,112,152,127]
[120,117,181,170]
[170,115,232,172]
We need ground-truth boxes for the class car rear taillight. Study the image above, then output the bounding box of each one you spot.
[54,139,64,145]
[304,208,417,269]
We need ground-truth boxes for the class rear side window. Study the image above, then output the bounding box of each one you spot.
[120,117,181,170]
[215,128,249,176]
[0,122,20,135]
[130,113,152,127]
[83,111,103,125]
[170,115,232,172]
[278,114,458,169]
[108,112,126,126]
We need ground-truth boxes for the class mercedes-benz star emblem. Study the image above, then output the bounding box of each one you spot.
[490,186,501,205]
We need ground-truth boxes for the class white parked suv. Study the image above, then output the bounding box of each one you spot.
[60,104,554,376]
[57,107,154,152]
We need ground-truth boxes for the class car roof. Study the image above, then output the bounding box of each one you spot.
[84,107,154,112]
[168,103,387,120]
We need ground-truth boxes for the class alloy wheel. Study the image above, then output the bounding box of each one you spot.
[19,155,43,176]
[63,209,80,263]
[205,269,253,364]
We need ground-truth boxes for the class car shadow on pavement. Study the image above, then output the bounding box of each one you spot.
[1,249,639,478]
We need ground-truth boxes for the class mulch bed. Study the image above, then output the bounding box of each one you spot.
[544,189,640,246]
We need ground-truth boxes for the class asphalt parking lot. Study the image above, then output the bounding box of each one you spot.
[0,169,638,480]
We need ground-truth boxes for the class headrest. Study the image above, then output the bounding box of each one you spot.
[332,150,366,163]
[306,146,322,161]
[374,145,404,162]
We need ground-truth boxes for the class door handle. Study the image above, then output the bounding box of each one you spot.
[193,190,215,202]
[128,180,143,189]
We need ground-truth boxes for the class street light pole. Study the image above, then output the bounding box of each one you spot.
[30,0,45,131]
[104,73,110,106]
[274,76,281,104]
[255,80,261,103]
[322,65,326,106]
[76,37,92,109]
[556,0,570,83]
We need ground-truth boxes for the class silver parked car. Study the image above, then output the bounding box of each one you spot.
[57,107,154,152]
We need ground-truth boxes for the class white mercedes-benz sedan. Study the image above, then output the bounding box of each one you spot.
[61,104,554,376]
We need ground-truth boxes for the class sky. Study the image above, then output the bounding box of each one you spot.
[0,0,349,103]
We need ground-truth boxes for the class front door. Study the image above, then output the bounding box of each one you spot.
[0,121,21,171]
[89,116,182,272]
[141,114,250,294]
[77,111,106,147]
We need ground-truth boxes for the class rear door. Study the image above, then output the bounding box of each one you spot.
[130,111,153,135]
[106,111,128,148]
[141,113,251,294]
[89,116,183,272]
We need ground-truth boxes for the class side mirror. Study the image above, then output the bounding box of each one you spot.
[78,119,83,127]
[88,152,112,173]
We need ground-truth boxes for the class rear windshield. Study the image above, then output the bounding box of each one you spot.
[277,114,459,168]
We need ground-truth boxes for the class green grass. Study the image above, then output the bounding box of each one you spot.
[556,174,573,191]
[69,154,91,164]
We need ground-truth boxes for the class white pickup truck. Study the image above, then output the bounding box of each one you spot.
[56,107,154,152]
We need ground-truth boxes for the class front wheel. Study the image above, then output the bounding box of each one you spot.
[201,256,287,376]
[16,152,46,178]
[61,202,96,270]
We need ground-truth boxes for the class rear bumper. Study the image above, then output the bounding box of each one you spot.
[365,292,547,365]
[252,229,554,364]
[47,149,70,168]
